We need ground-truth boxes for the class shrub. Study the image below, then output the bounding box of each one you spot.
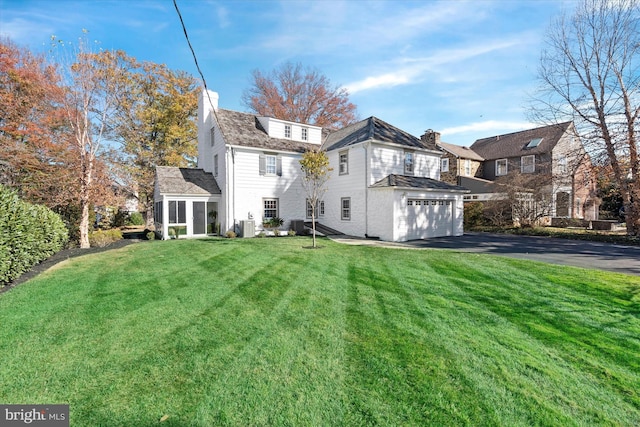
[288,229,296,236]
[257,232,266,238]
[88,229,123,248]
[464,202,485,229]
[146,231,156,240]
[226,230,237,239]
[127,212,144,226]
[0,185,68,286]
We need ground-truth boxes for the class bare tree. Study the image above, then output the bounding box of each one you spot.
[242,62,358,130]
[530,0,640,235]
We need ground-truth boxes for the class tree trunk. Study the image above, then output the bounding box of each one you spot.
[145,197,154,230]
[312,211,316,248]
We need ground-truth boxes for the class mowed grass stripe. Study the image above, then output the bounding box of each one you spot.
[0,237,638,426]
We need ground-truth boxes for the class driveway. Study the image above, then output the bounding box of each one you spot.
[330,232,640,276]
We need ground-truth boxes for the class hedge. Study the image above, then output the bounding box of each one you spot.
[0,185,68,287]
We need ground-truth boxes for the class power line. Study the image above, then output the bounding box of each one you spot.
[173,0,220,123]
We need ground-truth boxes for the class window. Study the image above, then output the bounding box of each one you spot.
[521,155,535,173]
[154,201,163,224]
[214,154,219,176]
[266,155,277,175]
[284,124,291,139]
[464,159,471,176]
[301,127,308,141]
[404,151,414,174]
[168,200,186,224]
[496,159,508,176]
[339,151,349,175]
[341,197,351,220]
[558,156,567,174]
[259,154,281,176]
[263,198,278,219]
[526,137,543,149]
[210,127,216,146]
[306,199,324,218]
[441,158,449,172]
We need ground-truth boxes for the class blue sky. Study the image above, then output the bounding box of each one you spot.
[1,0,576,145]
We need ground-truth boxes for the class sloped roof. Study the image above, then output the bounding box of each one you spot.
[323,116,441,152]
[458,176,502,194]
[437,141,484,161]
[470,122,573,160]
[370,174,469,192]
[156,166,221,195]
[217,109,317,153]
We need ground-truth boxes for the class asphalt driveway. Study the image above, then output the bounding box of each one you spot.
[407,232,640,276]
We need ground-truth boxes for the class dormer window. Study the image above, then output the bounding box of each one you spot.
[301,127,308,141]
[284,124,291,139]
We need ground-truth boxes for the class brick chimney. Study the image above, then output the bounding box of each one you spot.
[421,129,441,146]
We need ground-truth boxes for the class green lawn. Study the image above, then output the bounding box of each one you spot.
[1,237,638,426]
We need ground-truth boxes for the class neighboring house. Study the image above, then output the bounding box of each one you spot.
[437,121,598,220]
[153,89,468,242]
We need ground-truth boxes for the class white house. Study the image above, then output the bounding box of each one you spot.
[154,89,468,242]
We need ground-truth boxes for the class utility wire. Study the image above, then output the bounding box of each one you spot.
[173,0,221,126]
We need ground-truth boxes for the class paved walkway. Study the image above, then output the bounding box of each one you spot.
[329,232,640,276]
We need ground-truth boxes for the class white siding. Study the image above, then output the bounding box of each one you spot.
[369,144,440,184]
[323,145,368,237]
[229,148,306,233]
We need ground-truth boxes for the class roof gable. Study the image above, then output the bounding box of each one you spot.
[470,122,573,160]
[323,116,440,152]
[156,166,221,195]
[437,141,484,161]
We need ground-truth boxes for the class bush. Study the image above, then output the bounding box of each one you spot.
[127,212,144,226]
[257,232,266,238]
[88,229,123,248]
[146,231,156,240]
[464,202,485,229]
[288,229,296,236]
[0,185,68,286]
[226,230,237,239]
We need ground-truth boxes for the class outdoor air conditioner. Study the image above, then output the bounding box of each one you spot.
[239,220,255,238]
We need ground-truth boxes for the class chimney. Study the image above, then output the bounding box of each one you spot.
[421,129,441,146]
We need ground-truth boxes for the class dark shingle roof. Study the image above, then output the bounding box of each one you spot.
[156,166,221,195]
[370,174,469,192]
[323,116,441,152]
[437,141,484,161]
[217,109,317,153]
[470,122,573,160]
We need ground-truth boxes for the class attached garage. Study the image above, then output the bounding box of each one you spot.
[368,174,468,242]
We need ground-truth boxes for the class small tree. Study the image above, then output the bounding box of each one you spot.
[299,149,332,248]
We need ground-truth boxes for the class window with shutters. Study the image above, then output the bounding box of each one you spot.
[259,153,282,176]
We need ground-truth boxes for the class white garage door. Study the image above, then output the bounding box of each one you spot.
[403,199,453,240]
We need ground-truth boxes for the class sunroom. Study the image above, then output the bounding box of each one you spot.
[154,166,221,239]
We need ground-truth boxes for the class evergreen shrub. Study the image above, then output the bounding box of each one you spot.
[0,185,68,286]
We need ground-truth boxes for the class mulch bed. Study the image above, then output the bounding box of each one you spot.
[0,239,144,295]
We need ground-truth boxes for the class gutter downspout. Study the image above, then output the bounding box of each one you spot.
[364,142,370,237]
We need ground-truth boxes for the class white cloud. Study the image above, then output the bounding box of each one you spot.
[440,120,536,136]
[344,37,524,94]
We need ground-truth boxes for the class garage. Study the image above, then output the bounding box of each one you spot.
[402,198,453,240]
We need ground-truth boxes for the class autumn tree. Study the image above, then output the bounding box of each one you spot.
[299,149,332,248]
[48,33,125,248]
[99,51,198,228]
[0,38,75,209]
[531,0,640,235]
[242,62,358,130]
